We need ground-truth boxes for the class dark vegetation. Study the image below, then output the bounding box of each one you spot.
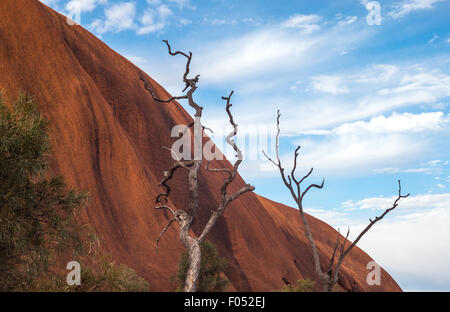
[280,278,315,292]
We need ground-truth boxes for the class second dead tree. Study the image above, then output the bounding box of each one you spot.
[263,110,410,292]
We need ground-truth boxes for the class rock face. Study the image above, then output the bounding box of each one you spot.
[0,0,401,291]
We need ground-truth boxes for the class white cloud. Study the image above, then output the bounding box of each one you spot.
[40,0,61,6]
[190,22,368,86]
[90,2,136,34]
[289,80,303,91]
[124,55,147,64]
[388,0,445,19]
[89,1,177,35]
[193,29,319,84]
[374,159,449,176]
[257,111,448,177]
[203,17,237,26]
[304,208,352,226]
[377,69,450,97]
[158,4,173,19]
[355,64,400,84]
[341,193,450,211]
[210,19,227,25]
[179,18,192,25]
[137,4,173,34]
[428,33,440,43]
[330,112,449,135]
[279,64,450,133]
[299,112,450,136]
[312,75,349,94]
[373,167,437,174]
[437,183,446,188]
[243,17,263,26]
[66,0,107,13]
[281,14,321,27]
[141,11,369,94]
[425,159,443,166]
[289,133,425,175]
[337,16,358,25]
[167,0,192,9]
[138,10,161,34]
[281,14,322,33]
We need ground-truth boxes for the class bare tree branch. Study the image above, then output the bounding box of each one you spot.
[140,40,202,117]
[299,167,313,185]
[291,146,301,184]
[205,161,232,174]
[139,74,188,103]
[155,218,177,252]
[327,228,342,276]
[199,91,255,243]
[155,159,194,204]
[301,179,325,200]
[331,181,410,284]
[155,204,176,217]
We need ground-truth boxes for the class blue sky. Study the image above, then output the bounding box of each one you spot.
[41,0,450,291]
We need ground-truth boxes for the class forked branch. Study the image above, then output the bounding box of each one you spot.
[200,91,254,242]
[330,180,410,281]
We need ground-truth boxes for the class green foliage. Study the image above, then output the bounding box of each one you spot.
[280,278,315,292]
[0,93,149,292]
[173,241,228,292]
[0,93,88,291]
[28,252,149,292]
[78,254,149,292]
[77,253,149,292]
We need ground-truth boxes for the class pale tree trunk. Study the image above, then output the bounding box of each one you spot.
[184,238,201,292]
[183,161,201,292]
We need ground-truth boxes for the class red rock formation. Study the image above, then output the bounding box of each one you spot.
[0,0,401,291]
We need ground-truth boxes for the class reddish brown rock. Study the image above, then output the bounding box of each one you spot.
[0,0,401,291]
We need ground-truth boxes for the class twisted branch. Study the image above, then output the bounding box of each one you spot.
[155,158,194,204]
[331,180,410,280]
[200,91,254,242]
[140,40,202,116]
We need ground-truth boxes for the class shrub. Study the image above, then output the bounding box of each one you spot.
[28,252,149,292]
[280,278,315,292]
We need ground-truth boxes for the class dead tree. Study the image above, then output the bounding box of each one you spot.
[263,110,409,292]
[140,41,254,292]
